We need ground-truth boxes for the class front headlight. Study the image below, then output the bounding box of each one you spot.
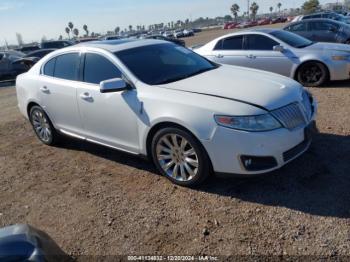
[214,114,281,132]
[331,55,350,61]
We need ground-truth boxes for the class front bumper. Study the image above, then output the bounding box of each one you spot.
[201,111,317,176]
[328,60,350,81]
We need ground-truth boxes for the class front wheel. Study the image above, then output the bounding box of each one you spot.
[296,62,328,87]
[151,127,210,187]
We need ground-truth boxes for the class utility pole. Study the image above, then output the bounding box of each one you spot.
[247,0,250,20]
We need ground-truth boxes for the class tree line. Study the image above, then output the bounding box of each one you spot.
[230,0,321,21]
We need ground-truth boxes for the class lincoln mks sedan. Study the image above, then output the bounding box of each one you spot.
[16,39,317,187]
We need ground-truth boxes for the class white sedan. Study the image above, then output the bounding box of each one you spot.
[16,39,317,187]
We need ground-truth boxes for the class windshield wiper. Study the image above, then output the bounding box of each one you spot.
[155,66,217,85]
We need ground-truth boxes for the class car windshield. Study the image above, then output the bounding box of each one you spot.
[115,43,218,85]
[270,30,314,48]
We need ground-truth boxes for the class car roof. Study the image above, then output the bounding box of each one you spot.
[74,39,168,52]
[246,28,277,33]
[287,18,344,26]
[303,11,336,16]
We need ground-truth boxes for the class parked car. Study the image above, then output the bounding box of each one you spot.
[194,29,350,87]
[163,31,174,38]
[227,22,239,29]
[192,28,202,33]
[16,45,40,54]
[271,17,288,24]
[12,49,57,69]
[40,40,74,49]
[247,20,258,27]
[0,50,28,80]
[224,22,236,29]
[0,224,68,261]
[25,48,57,59]
[183,29,194,37]
[77,37,99,43]
[16,39,317,187]
[236,21,251,29]
[140,34,185,46]
[287,16,295,22]
[102,35,121,40]
[258,18,272,25]
[174,29,184,38]
[284,18,350,44]
[292,11,350,24]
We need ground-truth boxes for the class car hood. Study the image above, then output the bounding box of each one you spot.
[159,65,303,111]
[304,42,350,53]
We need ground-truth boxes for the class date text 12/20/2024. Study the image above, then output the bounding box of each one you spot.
[127,255,219,261]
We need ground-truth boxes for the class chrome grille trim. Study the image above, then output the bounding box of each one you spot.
[301,91,312,121]
[271,103,306,130]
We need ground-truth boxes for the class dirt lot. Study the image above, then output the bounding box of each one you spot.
[0,27,350,259]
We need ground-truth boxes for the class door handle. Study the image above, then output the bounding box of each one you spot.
[40,86,50,93]
[246,54,256,59]
[216,54,224,58]
[80,92,93,100]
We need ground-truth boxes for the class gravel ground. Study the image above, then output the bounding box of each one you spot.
[0,27,350,259]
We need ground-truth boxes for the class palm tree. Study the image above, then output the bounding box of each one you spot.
[270,6,273,15]
[83,24,89,37]
[114,27,120,35]
[277,2,282,13]
[65,27,70,39]
[68,22,74,31]
[73,28,79,38]
[250,2,259,21]
[128,25,133,32]
[231,4,240,22]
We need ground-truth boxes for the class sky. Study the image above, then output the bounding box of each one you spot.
[0,0,340,45]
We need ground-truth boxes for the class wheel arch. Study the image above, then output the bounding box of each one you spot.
[145,121,211,163]
[27,101,40,118]
[146,122,197,158]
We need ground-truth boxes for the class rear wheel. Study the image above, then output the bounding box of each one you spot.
[297,62,328,87]
[151,127,210,187]
[29,106,59,145]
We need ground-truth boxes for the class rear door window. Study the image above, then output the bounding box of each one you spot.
[289,22,307,32]
[43,58,56,77]
[215,36,244,50]
[53,53,79,81]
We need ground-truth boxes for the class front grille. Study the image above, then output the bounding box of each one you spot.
[271,103,307,130]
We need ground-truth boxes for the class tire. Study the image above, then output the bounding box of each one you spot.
[29,106,59,146]
[296,62,328,87]
[151,127,210,187]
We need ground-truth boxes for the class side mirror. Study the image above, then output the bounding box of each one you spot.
[273,45,284,52]
[100,78,129,93]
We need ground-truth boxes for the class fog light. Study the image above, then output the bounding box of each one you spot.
[240,156,278,171]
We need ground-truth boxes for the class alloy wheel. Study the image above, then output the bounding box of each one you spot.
[156,133,199,182]
[301,65,322,85]
[31,109,52,143]
[298,62,327,87]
